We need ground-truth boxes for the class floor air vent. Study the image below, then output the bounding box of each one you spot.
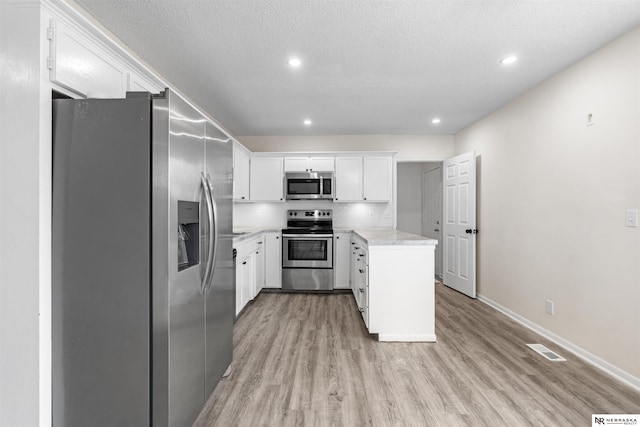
[526,344,566,362]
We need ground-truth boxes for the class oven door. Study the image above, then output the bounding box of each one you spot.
[282,234,333,268]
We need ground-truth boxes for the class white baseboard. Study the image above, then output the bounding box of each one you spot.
[477,293,640,393]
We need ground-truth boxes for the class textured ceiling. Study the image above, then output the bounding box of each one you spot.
[71,0,640,136]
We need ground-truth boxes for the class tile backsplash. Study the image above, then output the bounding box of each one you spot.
[233,200,393,229]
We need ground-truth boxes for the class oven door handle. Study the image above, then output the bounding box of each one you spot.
[282,234,333,238]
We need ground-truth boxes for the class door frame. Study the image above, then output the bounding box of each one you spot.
[422,165,443,279]
[395,159,445,279]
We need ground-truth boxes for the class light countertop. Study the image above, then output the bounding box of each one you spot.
[353,228,438,246]
[232,227,281,244]
[232,227,438,246]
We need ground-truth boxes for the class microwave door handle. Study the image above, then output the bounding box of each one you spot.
[200,173,215,294]
[205,174,218,292]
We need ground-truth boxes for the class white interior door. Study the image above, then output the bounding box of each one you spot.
[422,167,442,277]
[442,151,477,298]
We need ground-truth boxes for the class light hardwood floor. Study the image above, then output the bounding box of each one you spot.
[195,284,640,426]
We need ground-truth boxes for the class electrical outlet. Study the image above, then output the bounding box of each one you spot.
[545,300,554,315]
[626,209,638,227]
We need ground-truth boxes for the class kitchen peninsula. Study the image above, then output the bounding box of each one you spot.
[350,229,437,342]
[234,228,437,343]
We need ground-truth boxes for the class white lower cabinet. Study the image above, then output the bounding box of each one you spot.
[254,237,265,296]
[264,232,282,288]
[350,231,436,342]
[333,232,351,289]
[351,235,369,327]
[234,232,280,316]
[234,235,265,316]
[235,251,254,316]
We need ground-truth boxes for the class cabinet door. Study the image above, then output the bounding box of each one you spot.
[235,258,244,316]
[308,157,335,172]
[350,238,358,298]
[50,19,126,98]
[334,233,351,289]
[335,157,363,201]
[255,240,265,295]
[242,254,254,310]
[284,157,310,172]
[264,233,282,288]
[233,145,250,201]
[250,157,284,201]
[363,157,392,201]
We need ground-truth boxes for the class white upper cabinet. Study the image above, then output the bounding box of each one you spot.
[233,145,250,201]
[335,156,392,202]
[334,157,363,201]
[250,157,284,201]
[284,157,334,172]
[49,19,126,98]
[363,157,392,201]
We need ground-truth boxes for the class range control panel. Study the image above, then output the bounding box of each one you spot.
[287,209,332,219]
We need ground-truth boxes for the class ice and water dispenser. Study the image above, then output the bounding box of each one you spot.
[178,201,199,271]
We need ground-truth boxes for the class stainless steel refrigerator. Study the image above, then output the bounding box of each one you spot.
[52,89,234,427]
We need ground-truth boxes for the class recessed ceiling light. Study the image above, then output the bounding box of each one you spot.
[432,118,441,124]
[288,58,302,68]
[303,119,312,126]
[500,55,517,65]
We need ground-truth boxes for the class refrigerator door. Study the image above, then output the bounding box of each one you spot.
[165,92,207,427]
[52,96,152,427]
[203,122,235,396]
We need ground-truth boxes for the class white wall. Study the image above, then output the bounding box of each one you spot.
[239,135,454,160]
[455,27,640,381]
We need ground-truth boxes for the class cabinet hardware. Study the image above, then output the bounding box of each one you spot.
[359,288,364,293]
[434,228,439,232]
[242,261,247,265]
[359,308,364,313]
[359,269,364,273]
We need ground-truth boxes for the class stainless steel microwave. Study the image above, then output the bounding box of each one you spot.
[285,172,333,200]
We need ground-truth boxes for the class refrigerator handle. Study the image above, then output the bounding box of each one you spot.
[200,173,215,294]
[205,174,219,292]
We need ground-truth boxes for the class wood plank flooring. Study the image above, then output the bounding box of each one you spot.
[194,284,640,426]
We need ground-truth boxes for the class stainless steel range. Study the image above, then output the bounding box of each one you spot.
[282,209,334,291]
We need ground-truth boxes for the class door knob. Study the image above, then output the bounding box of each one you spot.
[465,229,478,234]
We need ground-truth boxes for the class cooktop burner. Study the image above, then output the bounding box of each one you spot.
[283,209,333,234]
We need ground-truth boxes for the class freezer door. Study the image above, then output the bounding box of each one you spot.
[52,96,151,427]
[203,122,234,397]
[164,93,207,427]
